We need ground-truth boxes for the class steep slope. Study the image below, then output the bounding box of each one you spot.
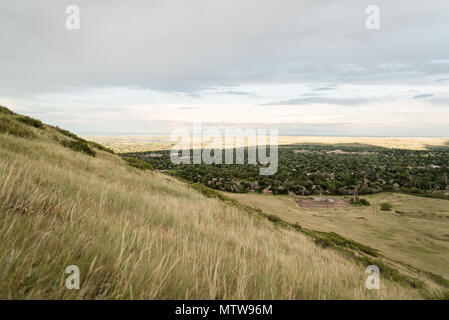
[0,106,432,299]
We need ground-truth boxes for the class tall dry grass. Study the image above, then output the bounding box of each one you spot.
[0,130,423,299]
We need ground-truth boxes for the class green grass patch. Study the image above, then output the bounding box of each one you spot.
[311,231,379,257]
[358,198,371,206]
[380,202,393,211]
[349,197,371,206]
[189,182,228,201]
[0,106,15,115]
[122,156,154,171]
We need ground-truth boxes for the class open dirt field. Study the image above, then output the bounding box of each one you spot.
[294,196,351,208]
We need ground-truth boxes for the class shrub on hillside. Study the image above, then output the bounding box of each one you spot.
[380,202,393,211]
[358,198,371,206]
[349,197,370,206]
[267,214,282,224]
[0,106,15,115]
[17,115,44,129]
[312,231,378,257]
[122,156,154,171]
[61,140,96,157]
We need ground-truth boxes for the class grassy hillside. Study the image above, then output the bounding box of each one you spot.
[0,106,443,299]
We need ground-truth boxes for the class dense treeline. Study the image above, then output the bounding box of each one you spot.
[125,143,449,198]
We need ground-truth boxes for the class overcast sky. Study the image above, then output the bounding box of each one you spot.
[1,0,449,136]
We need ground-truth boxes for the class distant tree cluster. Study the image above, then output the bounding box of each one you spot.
[125,143,449,199]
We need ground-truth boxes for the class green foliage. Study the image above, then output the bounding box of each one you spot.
[0,106,15,115]
[128,144,449,197]
[0,117,35,139]
[380,202,393,211]
[358,198,371,206]
[17,115,44,129]
[400,187,449,200]
[267,214,282,224]
[189,182,228,201]
[122,156,154,171]
[292,222,302,231]
[61,140,96,157]
[311,231,378,257]
[349,197,371,206]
